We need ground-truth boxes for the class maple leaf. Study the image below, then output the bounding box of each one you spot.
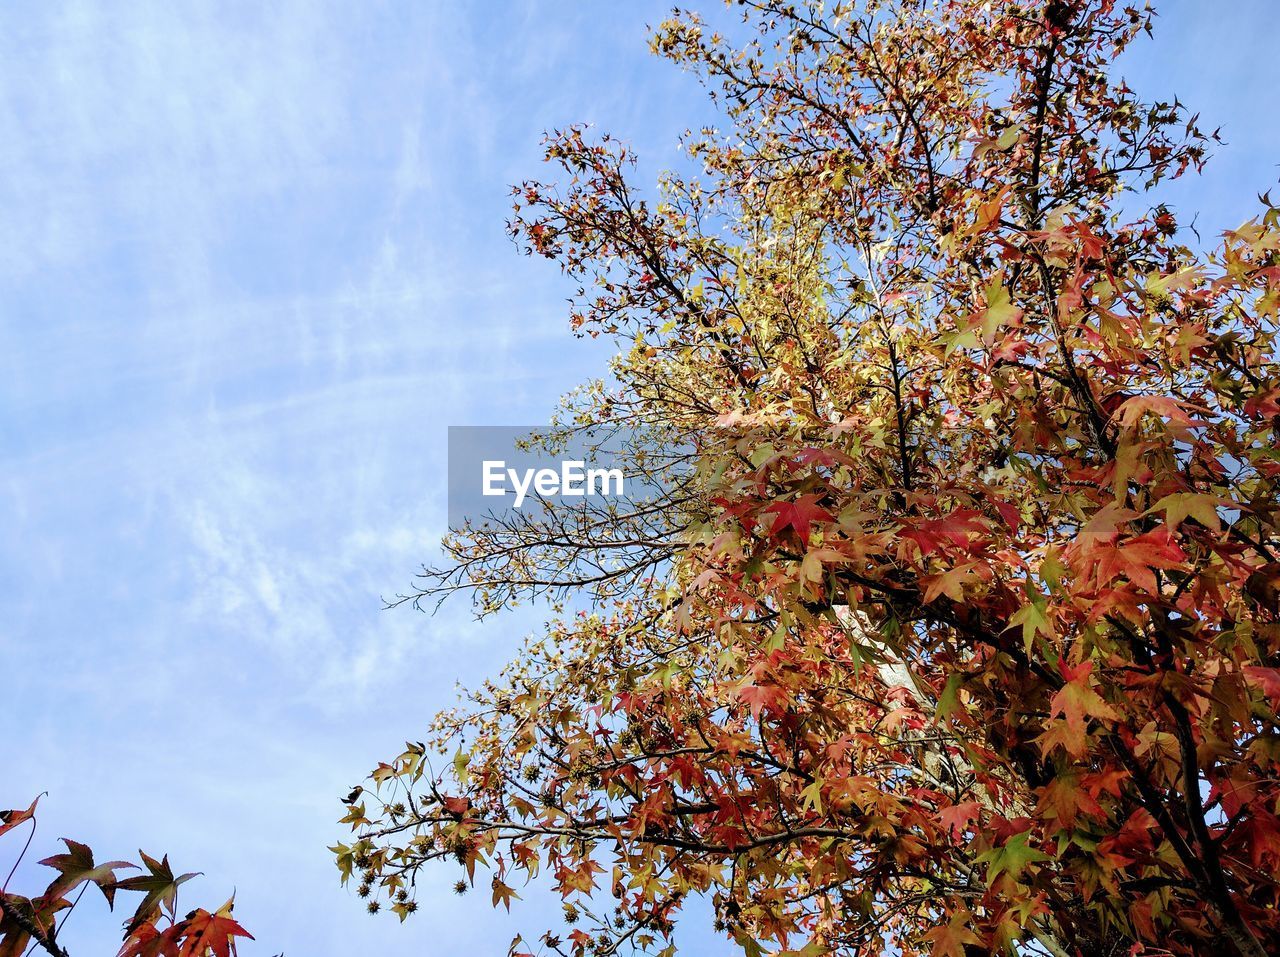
[0,798,39,840]
[799,545,845,584]
[921,562,980,603]
[117,921,180,957]
[174,899,253,957]
[976,278,1022,345]
[792,447,850,469]
[923,913,982,957]
[1243,666,1280,707]
[976,830,1050,887]
[112,852,199,933]
[762,494,833,543]
[971,189,1006,234]
[1009,597,1054,653]
[1036,662,1118,758]
[1112,394,1203,429]
[1244,562,1280,611]
[442,796,472,818]
[936,801,981,842]
[491,878,522,913]
[39,838,135,907]
[1079,527,1187,596]
[1037,773,1103,829]
[1148,492,1223,531]
[901,510,989,558]
[0,893,70,957]
[737,681,788,720]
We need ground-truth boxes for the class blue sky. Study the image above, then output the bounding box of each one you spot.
[0,2,1276,954]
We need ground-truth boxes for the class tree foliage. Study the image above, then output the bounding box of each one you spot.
[0,797,252,957]
[338,2,1280,955]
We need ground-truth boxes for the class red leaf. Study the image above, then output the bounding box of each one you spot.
[1243,666,1280,706]
[0,799,39,840]
[175,900,254,957]
[762,494,833,543]
[737,682,787,720]
[937,801,981,842]
[118,921,181,957]
[442,796,472,818]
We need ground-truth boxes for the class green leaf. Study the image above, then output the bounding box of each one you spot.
[979,278,1022,345]
[996,124,1021,149]
[975,830,1050,886]
[453,747,471,786]
[1010,598,1053,655]
[936,672,965,720]
[112,851,199,932]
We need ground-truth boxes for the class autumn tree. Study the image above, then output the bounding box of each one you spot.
[336,2,1280,955]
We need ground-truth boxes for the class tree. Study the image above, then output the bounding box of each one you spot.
[0,796,252,957]
[336,2,1280,955]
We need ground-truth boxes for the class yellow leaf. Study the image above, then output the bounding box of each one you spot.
[979,279,1022,345]
[1148,492,1222,531]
